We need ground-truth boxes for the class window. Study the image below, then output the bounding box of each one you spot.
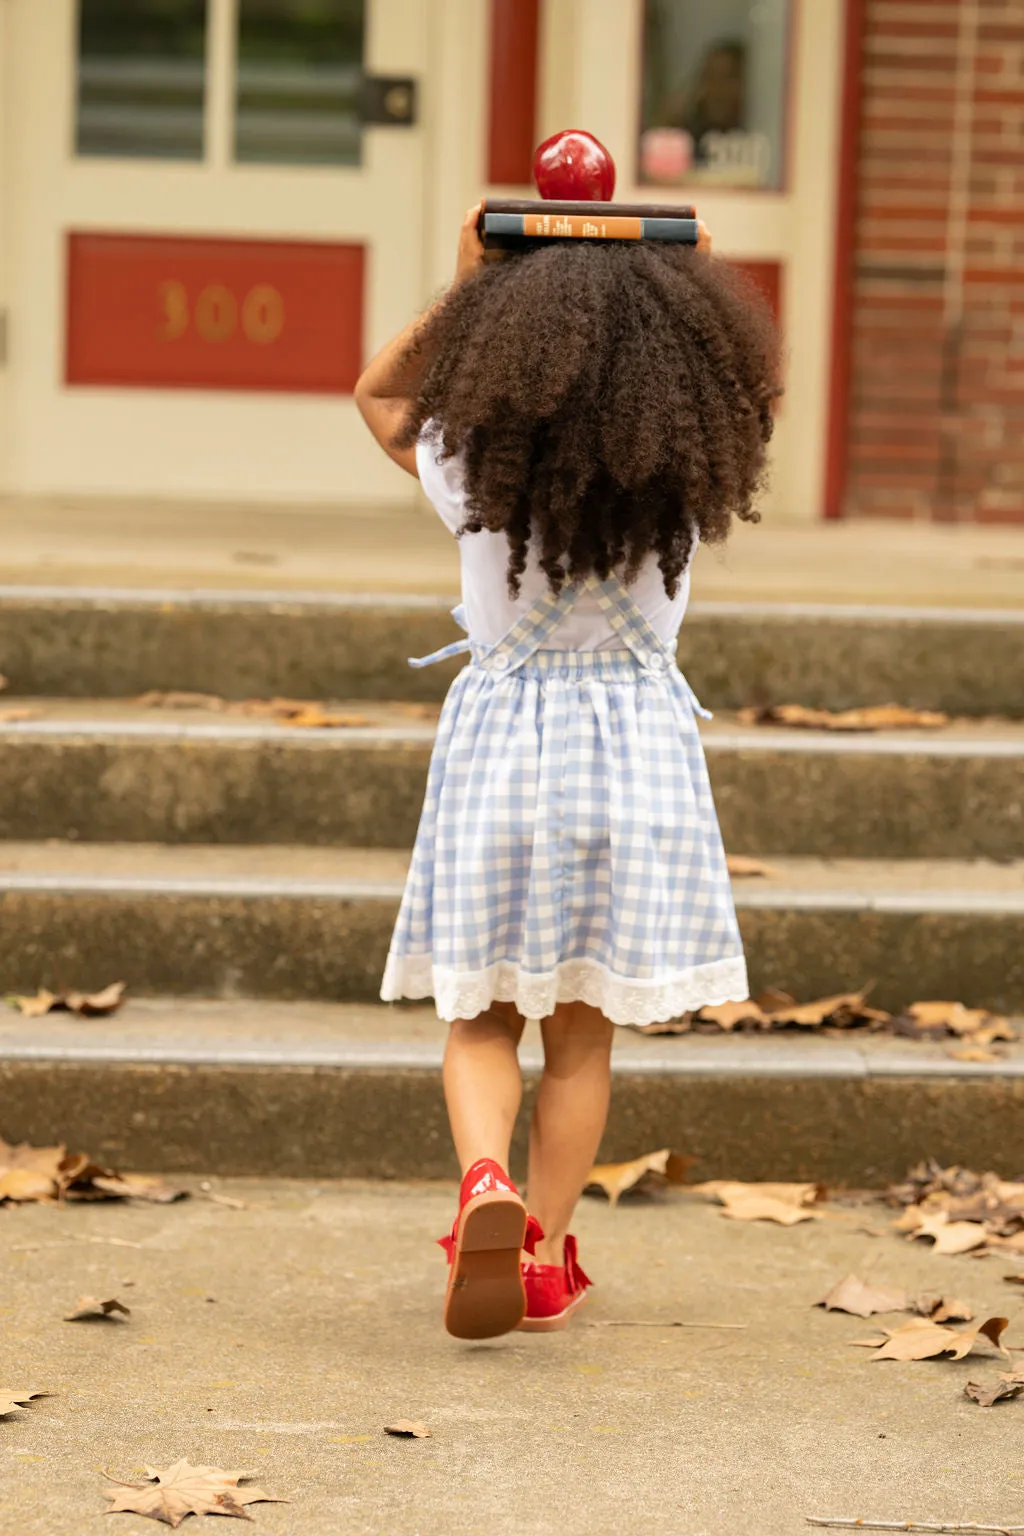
[76,0,208,160]
[639,0,791,191]
[234,0,365,166]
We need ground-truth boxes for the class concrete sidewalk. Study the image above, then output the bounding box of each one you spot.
[2,493,1023,606]
[2,1179,1023,1535]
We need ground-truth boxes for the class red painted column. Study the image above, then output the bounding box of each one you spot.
[487,0,541,186]
[823,0,866,520]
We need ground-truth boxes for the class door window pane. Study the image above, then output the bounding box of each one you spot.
[235,0,365,166]
[76,0,207,160]
[639,0,791,191]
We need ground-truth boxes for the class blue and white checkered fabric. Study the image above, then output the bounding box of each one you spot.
[380,572,748,1026]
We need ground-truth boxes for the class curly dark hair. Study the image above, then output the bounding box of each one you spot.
[396,241,782,600]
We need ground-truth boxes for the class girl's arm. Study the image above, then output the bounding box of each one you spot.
[354,204,486,478]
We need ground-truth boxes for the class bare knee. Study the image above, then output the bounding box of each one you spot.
[448,1002,525,1047]
[540,1002,614,1072]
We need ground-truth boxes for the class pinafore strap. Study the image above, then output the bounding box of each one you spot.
[408,573,708,716]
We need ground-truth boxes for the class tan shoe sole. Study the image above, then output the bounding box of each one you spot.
[443,1190,528,1340]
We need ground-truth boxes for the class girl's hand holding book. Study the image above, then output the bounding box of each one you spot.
[455,203,487,285]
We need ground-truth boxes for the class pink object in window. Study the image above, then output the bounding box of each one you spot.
[640,128,693,184]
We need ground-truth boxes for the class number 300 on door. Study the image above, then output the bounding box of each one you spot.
[158,281,285,345]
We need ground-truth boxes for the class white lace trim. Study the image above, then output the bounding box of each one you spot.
[380,952,749,1027]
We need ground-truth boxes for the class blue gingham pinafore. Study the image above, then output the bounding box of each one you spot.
[380,572,748,1027]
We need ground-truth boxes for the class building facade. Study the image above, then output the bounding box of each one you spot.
[0,0,1019,523]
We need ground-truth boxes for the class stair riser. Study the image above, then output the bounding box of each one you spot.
[0,602,1017,714]
[2,736,1021,859]
[2,891,1020,1012]
[3,1059,1023,1185]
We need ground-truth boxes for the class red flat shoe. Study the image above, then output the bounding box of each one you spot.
[437,1159,544,1340]
[517,1234,592,1332]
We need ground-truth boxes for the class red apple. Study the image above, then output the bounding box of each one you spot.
[532,130,616,202]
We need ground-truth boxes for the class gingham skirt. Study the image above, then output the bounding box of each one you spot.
[380,572,748,1026]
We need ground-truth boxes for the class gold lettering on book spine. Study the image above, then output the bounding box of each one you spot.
[524,214,645,240]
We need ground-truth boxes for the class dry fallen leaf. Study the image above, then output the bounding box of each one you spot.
[905,1001,1009,1038]
[908,1211,990,1256]
[0,1136,186,1206]
[136,690,370,729]
[103,1460,285,1527]
[849,1315,1009,1363]
[915,1293,974,1324]
[965,1370,1024,1406]
[0,1139,67,1202]
[384,1421,432,1438]
[89,1173,187,1204]
[696,1000,766,1030]
[695,1180,825,1225]
[738,702,949,732]
[585,1149,693,1206]
[7,990,59,1018]
[815,1274,908,1317]
[0,1389,50,1417]
[628,1016,693,1035]
[725,855,778,878]
[65,1295,130,1322]
[1004,1272,1024,1286]
[764,989,884,1029]
[7,982,127,1018]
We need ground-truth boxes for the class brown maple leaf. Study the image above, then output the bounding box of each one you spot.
[907,1211,990,1255]
[384,1420,432,1438]
[584,1149,693,1205]
[815,1274,907,1317]
[103,1459,285,1527]
[695,1179,825,1225]
[65,1295,130,1322]
[849,1315,1010,1363]
[0,1389,51,1417]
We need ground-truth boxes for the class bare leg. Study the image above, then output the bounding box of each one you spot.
[443,1002,526,1174]
[527,1001,615,1265]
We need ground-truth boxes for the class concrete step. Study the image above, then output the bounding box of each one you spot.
[0,841,1020,1012]
[2,998,1023,1183]
[0,701,1021,859]
[1,585,1020,714]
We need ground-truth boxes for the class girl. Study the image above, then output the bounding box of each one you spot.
[355,202,780,1342]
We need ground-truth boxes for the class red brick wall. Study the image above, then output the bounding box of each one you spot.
[844,0,1024,522]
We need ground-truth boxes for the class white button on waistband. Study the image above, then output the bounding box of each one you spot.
[647,651,668,672]
[489,654,510,671]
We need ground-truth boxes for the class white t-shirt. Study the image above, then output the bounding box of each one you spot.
[417,425,692,651]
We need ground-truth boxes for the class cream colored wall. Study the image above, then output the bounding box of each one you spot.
[5,0,429,503]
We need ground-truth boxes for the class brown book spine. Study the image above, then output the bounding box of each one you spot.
[483,199,697,221]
